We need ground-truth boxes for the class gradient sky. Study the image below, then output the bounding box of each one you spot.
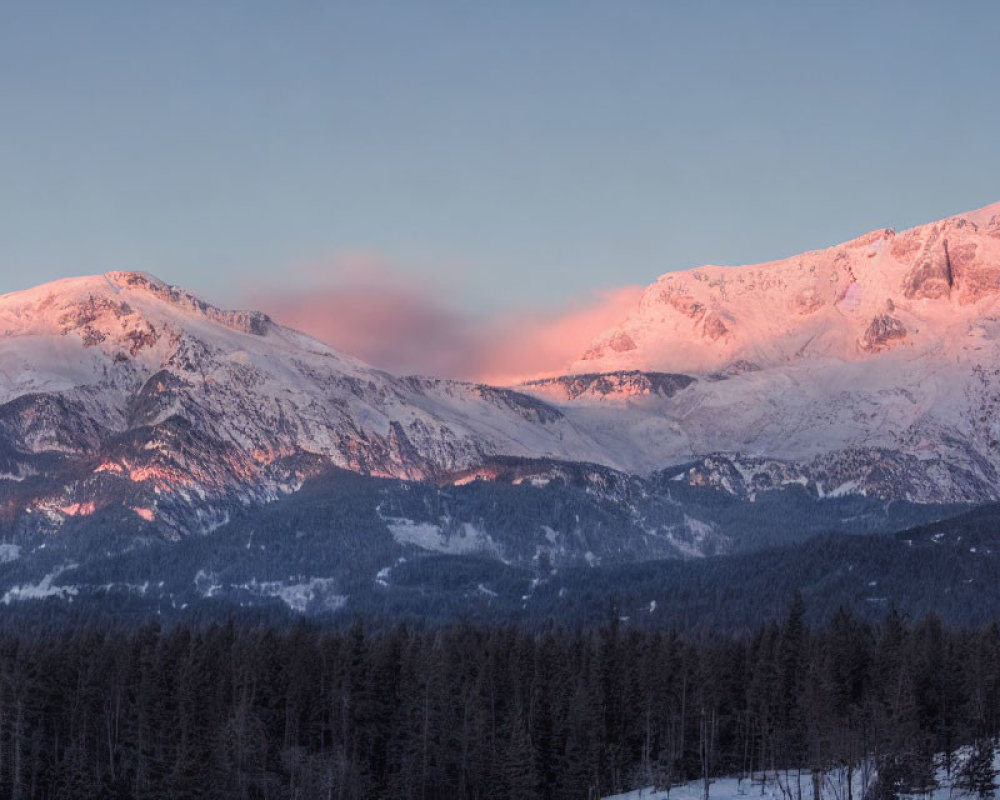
[2,0,999,320]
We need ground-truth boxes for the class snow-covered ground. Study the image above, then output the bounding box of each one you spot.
[603,770,867,800]
[603,746,1000,800]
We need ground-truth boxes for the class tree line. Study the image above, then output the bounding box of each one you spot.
[0,600,997,799]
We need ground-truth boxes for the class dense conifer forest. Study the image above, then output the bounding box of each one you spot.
[0,601,996,799]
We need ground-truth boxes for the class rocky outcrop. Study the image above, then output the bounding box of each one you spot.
[108,272,273,336]
[523,371,696,401]
[860,314,907,351]
[606,331,637,352]
[702,312,730,341]
[903,235,953,299]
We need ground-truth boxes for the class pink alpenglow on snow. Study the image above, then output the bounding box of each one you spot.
[257,271,642,385]
[575,201,1000,375]
[474,286,644,385]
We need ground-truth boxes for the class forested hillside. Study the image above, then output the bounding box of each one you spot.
[0,605,996,799]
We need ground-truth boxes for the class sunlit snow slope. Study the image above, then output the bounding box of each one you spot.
[0,272,609,533]
[3,202,1000,539]
[520,202,1000,502]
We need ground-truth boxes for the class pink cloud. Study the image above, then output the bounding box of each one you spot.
[473,286,643,384]
[251,264,641,385]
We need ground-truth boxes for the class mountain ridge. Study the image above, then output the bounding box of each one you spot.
[0,204,998,619]
[574,200,1000,374]
[1,201,999,547]
[0,270,621,534]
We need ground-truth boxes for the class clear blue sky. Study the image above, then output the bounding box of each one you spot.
[1,0,998,312]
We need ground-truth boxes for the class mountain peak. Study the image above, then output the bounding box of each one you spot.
[574,201,1000,374]
[0,271,274,340]
[105,271,274,336]
[104,270,168,291]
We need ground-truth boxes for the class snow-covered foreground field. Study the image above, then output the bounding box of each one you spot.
[604,772,858,800]
[603,748,1000,800]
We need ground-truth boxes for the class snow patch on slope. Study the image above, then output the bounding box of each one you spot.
[241,577,346,613]
[3,565,78,604]
[384,517,503,557]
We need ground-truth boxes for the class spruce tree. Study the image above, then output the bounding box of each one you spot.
[956,739,997,800]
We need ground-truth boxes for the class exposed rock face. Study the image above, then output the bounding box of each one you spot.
[586,331,637,359]
[951,240,1000,303]
[607,331,637,352]
[109,272,273,335]
[702,313,730,341]
[900,219,1000,304]
[523,371,695,401]
[861,314,907,352]
[989,214,1000,239]
[903,237,953,299]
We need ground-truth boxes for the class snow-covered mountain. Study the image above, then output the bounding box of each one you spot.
[2,202,1000,548]
[577,201,1000,372]
[0,271,614,535]
[518,201,1000,503]
[3,205,1000,619]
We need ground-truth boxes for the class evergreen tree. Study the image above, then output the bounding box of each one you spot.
[956,738,998,800]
